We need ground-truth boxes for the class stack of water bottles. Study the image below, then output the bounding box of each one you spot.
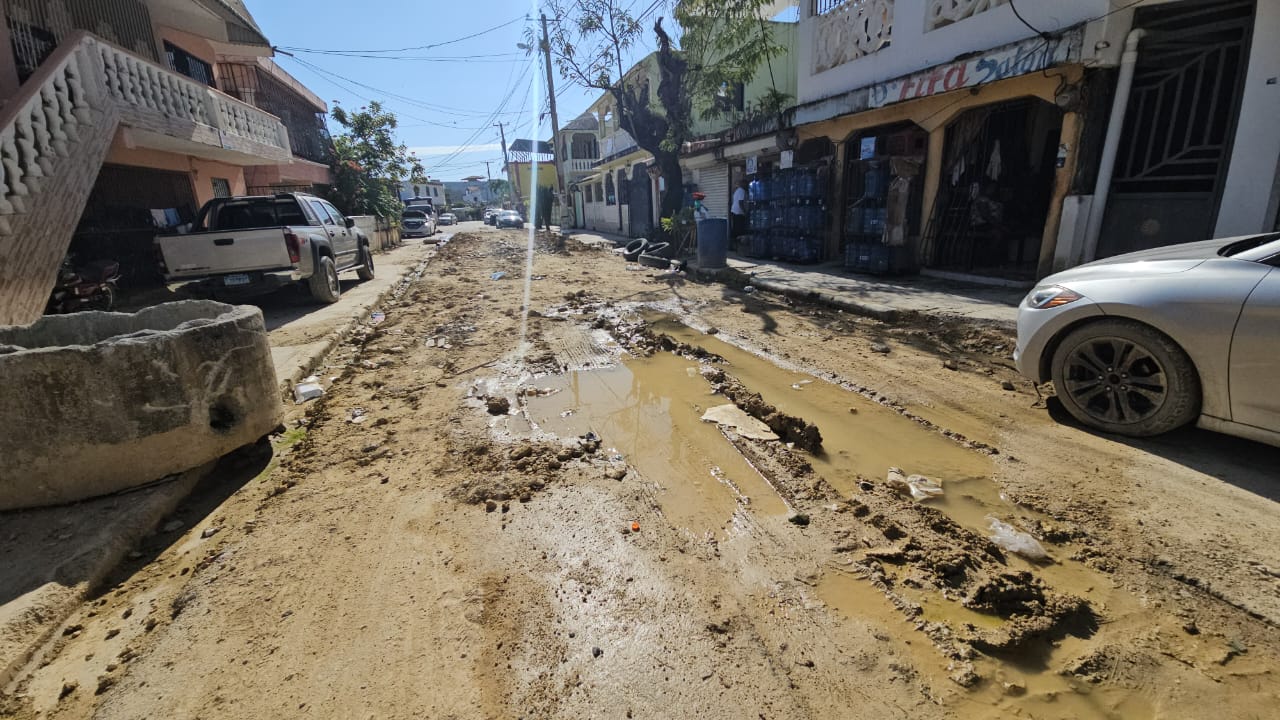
[741,166,827,263]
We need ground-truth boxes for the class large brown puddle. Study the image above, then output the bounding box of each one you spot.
[521,314,1156,716]
[524,351,789,539]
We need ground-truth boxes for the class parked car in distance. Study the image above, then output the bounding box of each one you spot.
[438,212,456,226]
[484,208,502,225]
[156,193,374,304]
[495,210,524,229]
[1015,234,1280,447]
[401,209,436,239]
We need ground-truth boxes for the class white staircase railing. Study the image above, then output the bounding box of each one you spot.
[0,32,292,238]
[0,35,98,237]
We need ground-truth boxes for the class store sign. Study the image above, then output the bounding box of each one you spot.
[868,30,1082,109]
[780,150,794,169]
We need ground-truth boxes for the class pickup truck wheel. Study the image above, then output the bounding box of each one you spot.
[356,246,375,281]
[308,256,341,303]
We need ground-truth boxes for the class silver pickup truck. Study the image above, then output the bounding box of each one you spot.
[156,193,374,303]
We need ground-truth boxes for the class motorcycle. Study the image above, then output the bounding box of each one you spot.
[46,256,121,314]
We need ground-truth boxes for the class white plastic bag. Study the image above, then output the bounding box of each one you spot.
[986,516,1049,561]
[886,467,943,501]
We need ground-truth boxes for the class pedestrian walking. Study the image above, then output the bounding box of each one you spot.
[730,176,749,247]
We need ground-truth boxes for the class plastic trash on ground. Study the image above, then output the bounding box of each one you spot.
[294,382,325,404]
[369,311,385,325]
[491,271,507,280]
[701,404,779,441]
[886,467,944,501]
[986,516,1050,561]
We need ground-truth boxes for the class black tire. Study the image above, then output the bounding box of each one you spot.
[643,241,670,258]
[622,239,648,262]
[356,245,375,281]
[308,255,341,304]
[638,252,670,269]
[1050,319,1200,437]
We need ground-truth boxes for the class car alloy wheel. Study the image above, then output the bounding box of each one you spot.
[1050,319,1200,437]
[1061,335,1169,425]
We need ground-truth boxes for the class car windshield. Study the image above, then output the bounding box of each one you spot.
[402,211,425,220]
[1219,233,1280,259]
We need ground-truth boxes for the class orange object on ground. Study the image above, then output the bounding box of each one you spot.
[631,521,640,532]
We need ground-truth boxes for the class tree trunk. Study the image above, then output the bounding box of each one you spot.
[656,150,683,224]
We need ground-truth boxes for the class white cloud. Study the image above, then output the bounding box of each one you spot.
[408,143,503,157]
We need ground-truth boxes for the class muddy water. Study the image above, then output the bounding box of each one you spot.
[644,318,1160,717]
[524,315,1160,716]
[817,572,1155,720]
[524,351,788,539]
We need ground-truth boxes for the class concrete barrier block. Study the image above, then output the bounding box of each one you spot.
[0,301,280,510]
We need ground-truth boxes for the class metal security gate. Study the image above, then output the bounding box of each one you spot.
[1097,0,1255,258]
[628,165,653,238]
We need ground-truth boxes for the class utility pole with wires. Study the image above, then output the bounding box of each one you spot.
[495,121,522,212]
[483,160,494,204]
[540,12,571,240]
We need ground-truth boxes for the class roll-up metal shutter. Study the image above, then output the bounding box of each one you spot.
[697,165,730,219]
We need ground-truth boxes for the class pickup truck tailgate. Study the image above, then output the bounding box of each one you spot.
[159,227,293,279]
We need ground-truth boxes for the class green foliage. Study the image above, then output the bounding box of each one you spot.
[677,0,791,123]
[324,101,424,218]
[488,178,511,200]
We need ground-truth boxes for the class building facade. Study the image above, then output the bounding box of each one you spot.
[0,0,333,325]
[777,0,1279,283]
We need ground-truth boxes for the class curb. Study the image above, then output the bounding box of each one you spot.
[0,464,209,689]
[691,264,902,323]
[276,244,437,401]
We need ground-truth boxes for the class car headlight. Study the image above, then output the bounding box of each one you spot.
[1026,285,1083,309]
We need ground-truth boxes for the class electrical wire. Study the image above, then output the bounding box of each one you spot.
[276,14,527,55]
[1008,0,1051,39]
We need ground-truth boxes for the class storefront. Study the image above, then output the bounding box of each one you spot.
[842,123,927,273]
[922,98,1063,280]
[791,30,1087,282]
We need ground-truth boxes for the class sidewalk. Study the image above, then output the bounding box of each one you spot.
[568,229,1022,327]
[0,238,440,688]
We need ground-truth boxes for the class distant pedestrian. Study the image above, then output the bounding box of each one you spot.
[730,176,749,245]
[537,185,554,231]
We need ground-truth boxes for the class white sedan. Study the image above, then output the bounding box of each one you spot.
[1015,234,1280,446]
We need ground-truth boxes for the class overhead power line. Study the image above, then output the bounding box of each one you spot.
[275,14,527,55]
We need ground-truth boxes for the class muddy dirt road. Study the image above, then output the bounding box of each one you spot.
[6,229,1278,719]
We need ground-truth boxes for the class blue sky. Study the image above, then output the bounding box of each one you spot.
[249,0,664,182]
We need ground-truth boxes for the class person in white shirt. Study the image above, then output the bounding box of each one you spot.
[730,177,749,245]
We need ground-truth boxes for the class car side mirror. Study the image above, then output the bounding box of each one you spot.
[344,217,356,228]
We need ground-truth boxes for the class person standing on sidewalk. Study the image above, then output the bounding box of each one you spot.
[730,177,749,247]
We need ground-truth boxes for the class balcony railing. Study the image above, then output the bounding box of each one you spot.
[217,62,333,165]
[566,158,597,173]
[0,32,291,238]
[813,0,894,74]
[97,39,290,153]
[925,0,1010,32]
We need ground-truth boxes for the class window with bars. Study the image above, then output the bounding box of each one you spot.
[164,41,214,87]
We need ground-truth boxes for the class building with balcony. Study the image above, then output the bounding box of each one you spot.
[0,0,335,325]
[561,23,800,238]
[785,0,1280,282]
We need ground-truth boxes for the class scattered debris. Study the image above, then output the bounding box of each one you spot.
[486,396,511,415]
[1001,380,1016,391]
[294,381,325,404]
[885,467,944,501]
[700,404,779,441]
[788,513,811,527]
[369,311,386,326]
[943,359,959,371]
[347,408,368,424]
[870,342,891,354]
[986,516,1050,561]
[200,527,220,539]
[490,271,507,280]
